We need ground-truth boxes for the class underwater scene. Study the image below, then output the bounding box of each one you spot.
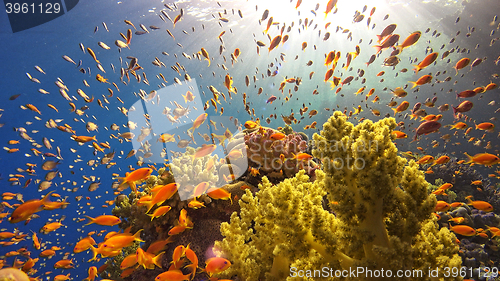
[0,0,500,280]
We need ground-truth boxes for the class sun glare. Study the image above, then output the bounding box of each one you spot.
[250,0,389,28]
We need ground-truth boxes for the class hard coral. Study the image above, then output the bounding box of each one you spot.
[242,126,312,182]
[215,112,462,280]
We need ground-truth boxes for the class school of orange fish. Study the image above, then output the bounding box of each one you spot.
[1,0,500,280]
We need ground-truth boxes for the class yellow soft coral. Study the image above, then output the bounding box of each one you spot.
[215,112,462,280]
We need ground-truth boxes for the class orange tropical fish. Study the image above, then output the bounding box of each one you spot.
[438,183,453,190]
[120,253,138,269]
[373,34,399,53]
[25,104,41,115]
[416,155,434,165]
[96,74,109,84]
[41,221,63,234]
[74,236,96,253]
[188,199,205,209]
[435,201,451,212]
[324,0,338,19]
[203,257,232,277]
[376,24,397,43]
[87,47,100,64]
[392,101,410,115]
[448,216,465,224]
[31,231,41,250]
[85,266,98,281]
[268,35,282,52]
[270,132,285,140]
[136,248,164,269]
[146,237,175,255]
[484,82,498,91]
[192,144,217,162]
[431,155,450,166]
[466,197,493,212]
[475,122,494,131]
[464,152,500,166]
[71,135,97,143]
[118,167,153,194]
[84,215,121,226]
[155,269,191,281]
[391,131,407,139]
[53,274,71,281]
[449,224,476,236]
[188,113,208,133]
[147,183,178,209]
[291,152,313,161]
[147,206,172,221]
[450,122,467,130]
[200,47,210,66]
[396,31,421,52]
[54,259,74,269]
[408,74,432,88]
[413,52,438,73]
[9,191,53,223]
[454,57,470,75]
[193,182,210,198]
[171,245,186,269]
[100,230,144,251]
[184,245,198,279]
[206,188,232,204]
[39,249,56,257]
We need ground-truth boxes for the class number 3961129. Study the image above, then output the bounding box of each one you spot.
[5,2,61,14]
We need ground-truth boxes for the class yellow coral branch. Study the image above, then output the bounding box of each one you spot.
[305,231,356,269]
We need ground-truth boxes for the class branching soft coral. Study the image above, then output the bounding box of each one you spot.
[214,112,462,281]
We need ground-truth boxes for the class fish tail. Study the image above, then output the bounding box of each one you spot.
[391,108,398,116]
[408,81,417,89]
[463,152,473,164]
[41,191,54,205]
[185,264,198,280]
[133,229,145,242]
[145,202,156,214]
[88,245,98,262]
[376,35,383,43]
[129,181,138,195]
[83,216,95,226]
[373,45,382,53]
[413,65,421,73]
[153,252,165,268]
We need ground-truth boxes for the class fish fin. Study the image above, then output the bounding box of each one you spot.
[88,245,98,262]
[153,252,165,268]
[463,152,473,164]
[41,191,55,205]
[133,229,145,242]
[83,216,95,226]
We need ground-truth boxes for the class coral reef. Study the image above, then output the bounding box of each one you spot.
[424,157,498,210]
[239,125,314,183]
[214,112,462,280]
[168,147,223,197]
[424,158,500,273]
[109,154,248,281]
